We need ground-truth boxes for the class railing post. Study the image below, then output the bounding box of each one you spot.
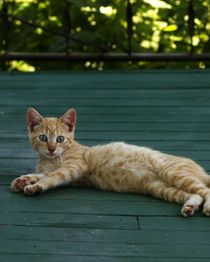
[1,0,9,70]
[63,0,71,55]
[126,0,133,56]
[188,0,195,55]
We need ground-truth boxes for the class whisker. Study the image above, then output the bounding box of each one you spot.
[59,153,64,166]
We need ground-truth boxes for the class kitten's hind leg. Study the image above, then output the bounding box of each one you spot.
[10,174,45,192]
[146,180,203,217]
[165,174,210,216]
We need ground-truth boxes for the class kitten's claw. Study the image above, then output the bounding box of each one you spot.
[24,184,43,195]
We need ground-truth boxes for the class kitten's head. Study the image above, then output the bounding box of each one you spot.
[27,108,76,159]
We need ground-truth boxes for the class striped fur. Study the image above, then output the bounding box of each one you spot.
[10,108,210,217]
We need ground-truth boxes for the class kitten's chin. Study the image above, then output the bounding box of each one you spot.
[41,152,60,160]
[46,154,58,160]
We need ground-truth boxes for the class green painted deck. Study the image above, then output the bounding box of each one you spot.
[1,70,210,261]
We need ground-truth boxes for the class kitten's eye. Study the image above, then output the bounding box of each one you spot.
[56,135,65,143]
[39,134,48,142]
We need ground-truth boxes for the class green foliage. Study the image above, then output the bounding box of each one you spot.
[1,0,210,71]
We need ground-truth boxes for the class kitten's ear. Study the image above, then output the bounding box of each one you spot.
[27,107,43,132]
[61,108,77,132]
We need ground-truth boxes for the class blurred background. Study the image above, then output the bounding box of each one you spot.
[0,0,210,71]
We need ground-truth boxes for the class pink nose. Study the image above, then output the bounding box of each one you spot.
[48,148,55,154]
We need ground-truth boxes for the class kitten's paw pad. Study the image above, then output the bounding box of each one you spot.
[10,177,30,192]
[181,204,196,217]
[203,203,210,216]
[24,184,43,195]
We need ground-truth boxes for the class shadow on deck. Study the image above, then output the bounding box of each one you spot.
[1,70,210,261]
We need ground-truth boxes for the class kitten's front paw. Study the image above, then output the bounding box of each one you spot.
[11,176,31,192]
[10,174,43,193]
[24,184,43,195]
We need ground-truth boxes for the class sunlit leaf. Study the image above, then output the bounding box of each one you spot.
[164,24,177,32]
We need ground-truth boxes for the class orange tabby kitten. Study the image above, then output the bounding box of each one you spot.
[11,108,210,217]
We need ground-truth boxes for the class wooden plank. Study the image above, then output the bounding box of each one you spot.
[1,225,209,248]
[1,70,210,89]
[0,186,153,202]
[1,239,210,258]
[140,217,210,231]
[0,212,139,230]
[2,88,210,98]
[1,254,208,262]
[2,225,210,244]
[1,112,209,123]
[0,158,36,175]
[1,183,182,217]
[2,105,210,115]
[0,195,185,216]
[2,97,210,107]
[1,120,210,132]
[2,186,182,204]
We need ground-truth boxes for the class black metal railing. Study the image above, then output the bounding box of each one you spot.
[0,0,210,69]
